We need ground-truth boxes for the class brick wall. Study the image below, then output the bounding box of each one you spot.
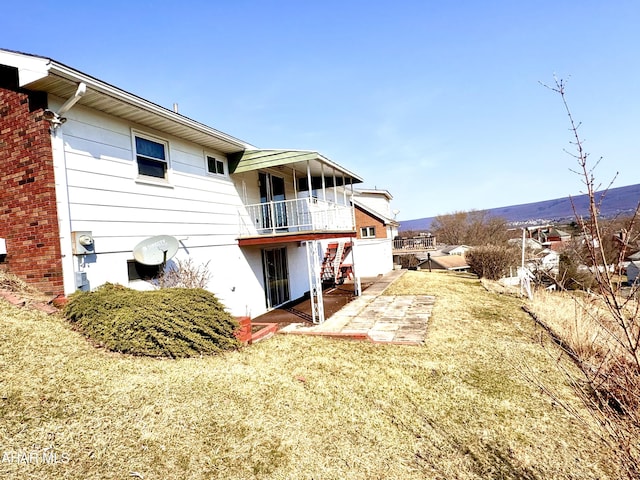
[0,86,64,296]
[354,205,387,239]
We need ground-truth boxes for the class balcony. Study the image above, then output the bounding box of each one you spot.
[393,236,437,254]
[239,197,355,238]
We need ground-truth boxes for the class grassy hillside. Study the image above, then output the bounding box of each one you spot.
[0,272,619,479]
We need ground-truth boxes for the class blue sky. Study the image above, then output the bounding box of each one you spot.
[3,1,639,221]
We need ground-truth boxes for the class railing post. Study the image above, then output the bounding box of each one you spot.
[269,201,275,234]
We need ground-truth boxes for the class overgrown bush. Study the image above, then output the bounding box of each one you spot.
[399,254,420,269]
[466,245,519,280]
[64,284,241,358]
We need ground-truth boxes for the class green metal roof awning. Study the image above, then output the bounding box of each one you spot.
[229,149,363,184]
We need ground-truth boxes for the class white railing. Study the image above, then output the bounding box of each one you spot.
[393,236,436,250]
[239,197,354,236]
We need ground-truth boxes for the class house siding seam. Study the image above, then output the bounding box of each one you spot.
[0,87,64,296]
[354,205,386,239]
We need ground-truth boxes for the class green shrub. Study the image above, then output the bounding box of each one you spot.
[64,284,241,358]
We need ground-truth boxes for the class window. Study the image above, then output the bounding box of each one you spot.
[206,155,225,176]
[135,135,168,180]
[361,226,376,238]
[127,259,162,281]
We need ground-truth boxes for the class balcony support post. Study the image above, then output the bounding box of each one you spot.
[320,163,326,201]
[306,160,313,199]
[351,238,361,296]
[304,240,325,324]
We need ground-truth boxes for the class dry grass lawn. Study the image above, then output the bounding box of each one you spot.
[0,271,620,479]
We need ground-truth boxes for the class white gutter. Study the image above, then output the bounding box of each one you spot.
[0,49,251,151]
[48,62,252,150]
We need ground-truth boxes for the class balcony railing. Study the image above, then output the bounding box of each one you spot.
[393,236,436,251]
[239,197,354,237]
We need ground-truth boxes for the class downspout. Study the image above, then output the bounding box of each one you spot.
[44,82,87,295]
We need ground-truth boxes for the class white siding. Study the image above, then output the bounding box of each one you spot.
[57,104,270,316]
[356,193,392,218]
[287,243,313,301]
[354,239,394,278]
[52,101,366,318]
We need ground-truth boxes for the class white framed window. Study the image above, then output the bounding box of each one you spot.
[361,226,376,238]
[134,133,169,181]
[206,154,226,176]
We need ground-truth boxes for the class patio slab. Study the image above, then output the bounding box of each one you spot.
[281,270,434,345]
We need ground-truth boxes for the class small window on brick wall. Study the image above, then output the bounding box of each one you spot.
[360,226,376,238]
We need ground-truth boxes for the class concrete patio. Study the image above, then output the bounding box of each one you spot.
[280,269,434,345]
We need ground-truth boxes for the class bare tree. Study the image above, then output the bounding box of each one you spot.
[157,258,212,289]
[533,77,640,479]
[431,210,509,246]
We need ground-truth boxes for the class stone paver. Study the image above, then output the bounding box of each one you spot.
[281,270,434,345]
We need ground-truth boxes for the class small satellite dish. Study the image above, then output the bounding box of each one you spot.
[133,235,179,265]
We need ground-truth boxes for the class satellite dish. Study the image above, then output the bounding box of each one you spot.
[133,235,179,265]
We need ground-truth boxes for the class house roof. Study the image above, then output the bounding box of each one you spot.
[1,48,365,183]
[441,245,470,254]
[508,237,544,250]
[420,255,469,270]
[0,49,252,155]
[627,261,640,276]
[628,251,640,261]
[533,248,559,260]
[229,149,362,184]
[354,188,393,200]
[553,228,571,238]
[1,49,367,189]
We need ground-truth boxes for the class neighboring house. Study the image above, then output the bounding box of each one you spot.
[349,189,399,278]
[627,261,640,284]
[440,245,471,256]
[0,49,378,322]
[527,225,571,251]
[508,237,543,252]
[527,248,560,272]
[418,254,469,272]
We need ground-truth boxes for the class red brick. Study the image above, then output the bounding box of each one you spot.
[0,87,63,295]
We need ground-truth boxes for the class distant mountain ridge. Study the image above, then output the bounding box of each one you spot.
[399,183,640,232]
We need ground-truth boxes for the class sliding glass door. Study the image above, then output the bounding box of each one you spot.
[262,247,290,308]
[259,172,287,230]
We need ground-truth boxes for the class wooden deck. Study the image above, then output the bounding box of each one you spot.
[392,237,436,255]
